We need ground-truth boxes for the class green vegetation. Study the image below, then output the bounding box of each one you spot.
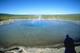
[0,14,38,21]
[0,14,80,21]
[42,14,80,20]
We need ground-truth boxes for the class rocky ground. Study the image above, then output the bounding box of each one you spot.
[0,46,80,53]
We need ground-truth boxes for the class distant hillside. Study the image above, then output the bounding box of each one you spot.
[0,13,13,16]
[0,13,80,16]
[0,13,80,21]
[0,13,38,21]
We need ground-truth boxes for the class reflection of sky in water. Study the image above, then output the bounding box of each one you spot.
[0,20,80,46]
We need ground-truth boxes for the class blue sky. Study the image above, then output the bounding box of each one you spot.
[0,0,80,15]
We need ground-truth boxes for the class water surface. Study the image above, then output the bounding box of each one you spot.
[0,20,80,47]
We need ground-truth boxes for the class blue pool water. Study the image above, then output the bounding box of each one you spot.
[0,20,80,47]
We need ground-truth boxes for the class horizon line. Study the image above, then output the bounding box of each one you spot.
[0,13,80,15]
